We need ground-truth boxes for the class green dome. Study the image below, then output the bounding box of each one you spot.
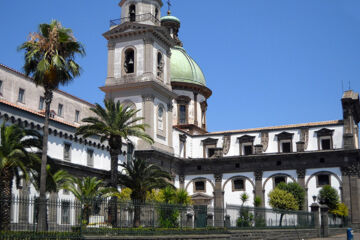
[160,15,181,24]
[170,46,206,87]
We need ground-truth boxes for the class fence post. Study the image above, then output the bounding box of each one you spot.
[310,202,320,237]
[320,204,329,238]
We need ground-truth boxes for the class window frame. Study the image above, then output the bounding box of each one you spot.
[122,47,136,75]
[75,110,80,123]
[317,174,331,187]
[193,180,206,193]
[61,200,71,225]
[58,103,63,117]
[87,149,94,167]
[63,142,71,162]
[273,176,287,188]
[0,80,3,96]
[18,88,25,103]
[39,96,45,110]
[156,51,164,80]
[232,178,246,192]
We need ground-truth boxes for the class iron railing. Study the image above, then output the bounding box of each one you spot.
[110,13,160,27]
[328,213,349,228]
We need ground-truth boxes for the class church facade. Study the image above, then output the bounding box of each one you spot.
[1,0,360,227]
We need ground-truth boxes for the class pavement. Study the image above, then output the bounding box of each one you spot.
[309,233,359,239]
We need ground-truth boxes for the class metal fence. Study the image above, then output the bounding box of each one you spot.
[328,213,349,228]
[0,197,315,234]
[225,204,315,229]
[110,13,160,27]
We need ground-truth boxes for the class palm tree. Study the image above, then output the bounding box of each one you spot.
[0,123,42,231]
[19,20,85,231]
[64,177,115,224]
[118,157,173,227]
[76,99,154,226]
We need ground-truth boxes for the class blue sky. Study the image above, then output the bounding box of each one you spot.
[1,0,360,132]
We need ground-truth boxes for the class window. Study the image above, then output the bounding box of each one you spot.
[124,49,135,74]
[274,176,286,187]
[208,148,215,158]
[194,181,205,192]
[50,110,56,118]
[243,145,253,155]
[127,142,134,163]
[317,174,330,187]
[281,142,291,153]
[18,88,25,103]
[321,138,331,150]
[179,105,186,124]
[58,104,63,117]
[157,52,164,78]
[233,179,245,191]
[75,110,80,123]
[61,201,70,225]
[179,134,187,158]
[155,8,159,19]
[87,149,94,167]
[39,96,45,110]
[129,5,136,22]
[157,106,164,130]
[64,143,71,162]
[0,80,3,96]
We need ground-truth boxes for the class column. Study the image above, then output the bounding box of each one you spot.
[213,173,224,227]
[341,167,352,221]
[179,175,185,189]
[105,42,115,85]
[320,205,329,237]
[167,102,173,149]
[254,170,264,207]
[342,162,360,227]
[139,95,154,150]
[143,38,154,75]
[297,168,307,210]
[193,93,198,126]
[310,203,320,237]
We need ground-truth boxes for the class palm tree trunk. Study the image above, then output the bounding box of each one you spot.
[109,148,119,227]
[0,168,14,231]
[37,89,53,232]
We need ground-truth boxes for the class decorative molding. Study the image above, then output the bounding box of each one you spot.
[297,168,306,179]
[222,135,231,155]
[341,162,360,177]
[300,127,309,150]
[142,94,155,102]
[315,128,335,137]
[261,131,269,152]
[176,95,191,105]
[214,173,223,182]
[237,135,255,143]
[202,137,218,145]
[167,102,173,112]
[276,131,294,140]
[255,170,263,181]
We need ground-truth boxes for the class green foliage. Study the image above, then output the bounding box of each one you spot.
[331,203,349,217]
[276,182,305,210]
[268,188,299,211]
[318,185,340,210]
[236,207,254,227]
[0,231,81,240]
[240,193,249,206]
[253,196,262,208]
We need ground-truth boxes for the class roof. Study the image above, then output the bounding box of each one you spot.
[170,46,206,87]
[0,64,95,108]
[160,15,180,24]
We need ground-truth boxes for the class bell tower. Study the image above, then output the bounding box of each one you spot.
[101,0,176,153]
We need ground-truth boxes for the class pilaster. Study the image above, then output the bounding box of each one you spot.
[297,168,307,210]
[254,170,265,208]
[105,42,116,85]
[144,38,154,75]
[139,94,155,149]
[194,93,198,126]
[213,173,224,227]
[167,102,173,148]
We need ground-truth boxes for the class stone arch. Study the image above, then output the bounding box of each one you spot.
[222,175,255,192]
[122,46,137,76]
[185,177,215,192]
[305,171,342,188]
[122,99,136,110]
[262,173,296,189]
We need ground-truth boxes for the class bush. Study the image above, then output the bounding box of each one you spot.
[318,185,339,210]
[236,207,254,227]
[276,182,305,210]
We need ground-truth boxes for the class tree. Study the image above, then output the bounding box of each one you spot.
[118,157,172,227]
[318,185,340,211]
[76,99,154,226]
[19,20,85,231]
[0,123,42,231]
[268,188,299,227]
[64,176,115,224]
[237,193,253,227]
[276,182,305,210]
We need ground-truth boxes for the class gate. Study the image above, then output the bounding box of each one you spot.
[194,205,207,228]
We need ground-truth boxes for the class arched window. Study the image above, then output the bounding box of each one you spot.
[155,8,159,19]
[157,105,164,131]
[157,52,164,79]
[124,48,135,74]
[129,5,136,22]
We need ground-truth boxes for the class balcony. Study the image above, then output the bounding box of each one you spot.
[110,13,160,27]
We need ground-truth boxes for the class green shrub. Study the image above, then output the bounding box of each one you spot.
[318,185,340,210]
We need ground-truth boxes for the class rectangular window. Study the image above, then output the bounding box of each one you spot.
[127,143,134,163]
[75,110,80,122]
[39,96,45,110]
[61,201,70,225]
[282,142,291,153]
[64,143,71,162]
[195,181,205,192]
[58,104,63,117]
[243,145,253,155]
[321,139,331,150]
[18,88,25,103]
[0,80,3,96]
[207,148,215,158]
[87,149,94,167]
[233,179,245,191]
[318,174,330,186]
[179,105,186,124]
[274,176,286,187]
